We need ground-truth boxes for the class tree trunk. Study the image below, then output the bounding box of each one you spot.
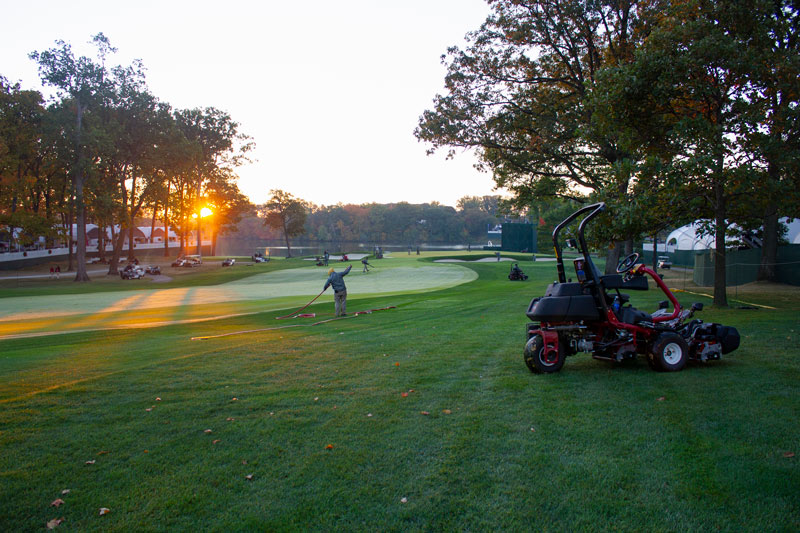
[150,203,157,244]
[98,223,106,261]
[108,228,126,275]
[712,180,728,307]
[604,241,622,274]
[163,209,170,257]
[758,195,779,281]
[73,102,90,282]
[283,219,292,258]
[196,217,202,256]
[67,209,74,272]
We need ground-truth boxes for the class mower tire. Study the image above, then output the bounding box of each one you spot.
[648,332,689,372]
[524,334,565,374]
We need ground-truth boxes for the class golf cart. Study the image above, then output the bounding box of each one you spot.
[524,203,739,373]
[120,263,145,280]
[183,255,202,267]
[252,251,269,263]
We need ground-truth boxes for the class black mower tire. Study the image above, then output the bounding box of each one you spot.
[648,332,689,372]
[524,334,565,374]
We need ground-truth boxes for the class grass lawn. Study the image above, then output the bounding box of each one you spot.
[0,254,798,531]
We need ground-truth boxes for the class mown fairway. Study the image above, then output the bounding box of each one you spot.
[1,254,798,531]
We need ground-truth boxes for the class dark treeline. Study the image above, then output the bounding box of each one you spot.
[230,195,512,250]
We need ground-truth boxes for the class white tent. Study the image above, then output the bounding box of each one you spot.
[666,218,800,250]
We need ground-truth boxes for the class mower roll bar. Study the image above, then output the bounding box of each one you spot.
[552,202,605,284]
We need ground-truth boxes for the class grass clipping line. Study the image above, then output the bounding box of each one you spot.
[190,306,397,340]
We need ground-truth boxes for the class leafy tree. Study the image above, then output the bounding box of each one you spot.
[591,0,782,306]
[30,33,119,281]
[260,190,308,257]
[416,0,658,270]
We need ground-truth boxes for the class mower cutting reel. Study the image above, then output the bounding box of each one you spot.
[523,202,740,373]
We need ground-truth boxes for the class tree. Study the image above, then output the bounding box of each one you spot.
[591,0,781,306]
[30,33,124,281]
[260,190,308,257]
[416,0,658,271]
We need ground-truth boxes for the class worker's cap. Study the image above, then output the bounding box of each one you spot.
[328,268,335,275]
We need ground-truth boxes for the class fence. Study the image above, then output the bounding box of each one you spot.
[692,245,800,286]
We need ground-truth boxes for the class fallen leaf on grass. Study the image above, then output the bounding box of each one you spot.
[212,439,221,445]
[143,450,149,453]
[530,427,536,432]
[242,460,248,465]
[61,489,70,495]
[245,474,254,481]
[408,389,415,393]
[204,429,213,434]
[231,397,238,401]
[401,392,408,398]
[155,397,161,401]
[226,417,235,421]
[314,397,319,401]
[145,408,152,412]
[395,362,400,367]
[367,413,373,417]
[46,518,64,529]
[657,396,665,402]
[85,460,96,465]
[97,450,109,455]
[784,452,795,458]
[99,508,110,516]
[326,444,334,450]
[442,409,451,415]
[51,498,65,507]
[421,411,429,416]
[400,497,408,503]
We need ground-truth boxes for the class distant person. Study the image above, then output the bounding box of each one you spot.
[361,256,372,272]
[323,250,329,266]
[324,265,352,317]
[49,266,54,279]
[55,265,61,279]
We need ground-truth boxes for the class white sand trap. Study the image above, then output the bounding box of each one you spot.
[303,253,368,261]
[0,264,476,322]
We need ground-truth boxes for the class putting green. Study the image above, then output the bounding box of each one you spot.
[0,264,476,323]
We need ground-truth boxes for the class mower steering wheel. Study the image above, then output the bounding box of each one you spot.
[616,252,640,274]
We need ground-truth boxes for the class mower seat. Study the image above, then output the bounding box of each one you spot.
[618,306,651,325]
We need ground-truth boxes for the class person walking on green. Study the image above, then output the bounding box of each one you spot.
[324,264,352,316]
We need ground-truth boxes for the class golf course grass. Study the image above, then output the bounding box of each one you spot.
[0,253,798,531]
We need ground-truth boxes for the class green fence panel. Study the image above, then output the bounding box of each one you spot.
[692,245,800,286]
[501,223,537,253]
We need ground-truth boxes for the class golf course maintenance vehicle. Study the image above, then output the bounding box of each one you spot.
[524,202,740,373]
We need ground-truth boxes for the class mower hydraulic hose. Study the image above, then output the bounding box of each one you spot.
[275,288,327,320]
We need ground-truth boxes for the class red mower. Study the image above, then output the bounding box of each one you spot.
[524,203,740,373]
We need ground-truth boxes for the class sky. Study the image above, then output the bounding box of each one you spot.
[1,0,500,208]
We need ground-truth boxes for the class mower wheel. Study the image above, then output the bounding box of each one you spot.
[649,332,689,372]
[524,334,565,374]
